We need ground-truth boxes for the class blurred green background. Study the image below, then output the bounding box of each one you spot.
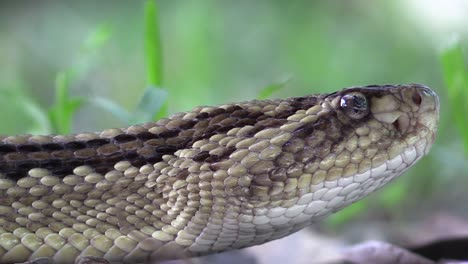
[0,0,467,243]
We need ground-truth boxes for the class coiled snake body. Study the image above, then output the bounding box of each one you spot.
[0,84,439,263]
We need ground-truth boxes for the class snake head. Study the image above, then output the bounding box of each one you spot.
[283,83,441,218]
[222,83,440,249]
[329,83,439,165]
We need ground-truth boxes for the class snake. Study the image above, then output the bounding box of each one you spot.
[0,83,439,264]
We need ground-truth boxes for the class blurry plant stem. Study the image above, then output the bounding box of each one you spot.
[145,0,167,119]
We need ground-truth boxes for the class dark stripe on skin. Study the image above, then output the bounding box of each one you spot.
[224,102,350,195]
[0,95,319,180]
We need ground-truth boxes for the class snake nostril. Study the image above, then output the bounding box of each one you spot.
[412,91,422,106]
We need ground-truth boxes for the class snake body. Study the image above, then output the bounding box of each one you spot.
[0,84,439,264]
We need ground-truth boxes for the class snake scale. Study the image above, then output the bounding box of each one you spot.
[0,84,439,264]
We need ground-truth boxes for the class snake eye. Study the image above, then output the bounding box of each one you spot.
[340,92,369,119]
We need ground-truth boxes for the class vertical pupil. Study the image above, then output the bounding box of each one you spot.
[353,95,365,109]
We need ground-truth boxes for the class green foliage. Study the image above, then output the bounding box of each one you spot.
[0,24,111,135]
[93,0,167,124]
[71,24,112,80]
[257,78,290,100]
[0,89,50,135]
[0,9,166,133]
[145,0,162,87]
[92,97,132,125]
[83,24,112,52]
[134,87,168,123]
[4,1,169,133]
[326,201,367,228]
[377,180,407,208]
[144,0,167,119]
[441,42,468,156]
[92,87,167,125]
[48,72,84,134]
[47,25,113,134]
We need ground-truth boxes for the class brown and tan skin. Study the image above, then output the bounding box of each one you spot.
[0,84,439,264]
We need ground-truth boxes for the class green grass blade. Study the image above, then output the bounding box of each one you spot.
[132,87,168,124]
[145,0,167,119]
[47,25,111,134]
[71,24,113,80]
[83,24,112,52]
[49,72,84,134]
[49,72,69,134]
[257,78,290,100]
[90,8,167,126]
[91,88,167,126]
[440,42,468,155]
[0,89,51,134]
[23,101,52,135]
[91,97,133,125]
[145,0,162,86]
